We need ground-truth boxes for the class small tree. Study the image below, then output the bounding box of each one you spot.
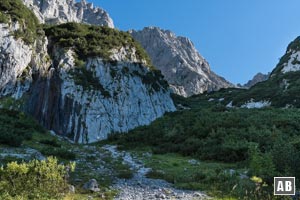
[249,146,276,182]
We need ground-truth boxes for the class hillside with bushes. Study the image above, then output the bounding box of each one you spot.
[108,101,300,199]
[2,0,300,199]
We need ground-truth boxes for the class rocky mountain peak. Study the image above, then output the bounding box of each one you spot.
[22,0,114,27]
[243,72,270,88]
[130,27,234,97]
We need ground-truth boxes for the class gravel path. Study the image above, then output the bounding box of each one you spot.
[103,145,210,200]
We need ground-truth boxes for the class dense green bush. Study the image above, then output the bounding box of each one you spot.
[111,108,300,160]
[0,109,46,147]
[0,0,41,44]
[0,157,75,199]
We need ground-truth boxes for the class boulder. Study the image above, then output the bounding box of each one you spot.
[83,179,100,192]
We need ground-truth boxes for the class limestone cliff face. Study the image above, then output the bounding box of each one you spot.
[130,27,234,97]
[25,48,175,143]
[0,21,175,143]
[0,0,175,143]
[0,23,32,98]
[23,0,114,28]
[0,22,50,100]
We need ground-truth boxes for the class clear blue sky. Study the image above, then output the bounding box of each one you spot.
[90,0,300,84]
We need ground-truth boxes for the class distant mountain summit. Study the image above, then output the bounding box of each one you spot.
[130,27,234,97]
[23,0,114,27]
[243,72,270,88]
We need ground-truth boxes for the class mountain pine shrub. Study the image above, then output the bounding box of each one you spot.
[0,157,75,199]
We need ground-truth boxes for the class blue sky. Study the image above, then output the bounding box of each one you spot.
[90,0,300,84]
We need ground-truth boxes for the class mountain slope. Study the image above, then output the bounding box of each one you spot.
[22,0,114,27]
[229,36,300,107]
[188,36,300,108]
[0,0,175,143]
[130,27,234,97]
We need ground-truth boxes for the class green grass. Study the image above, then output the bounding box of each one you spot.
[69,148,123,188]
[130,150,252,199]
[142,152,235,185]
[24,131,72,150]
[126,149,289,199]
[100,153,134,180]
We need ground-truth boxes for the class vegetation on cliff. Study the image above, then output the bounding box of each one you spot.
[44,23,153,68]
[272,36,300,75]
[0,0,41,44]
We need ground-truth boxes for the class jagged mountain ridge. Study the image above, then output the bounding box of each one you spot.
[243,72,270,88]
[0,0,175,143]
[23,0,114,27]
[130,27,234,97]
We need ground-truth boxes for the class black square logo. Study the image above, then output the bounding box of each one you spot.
[274,177,295,195]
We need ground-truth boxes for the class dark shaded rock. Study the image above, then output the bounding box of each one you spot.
[83,179,100,192]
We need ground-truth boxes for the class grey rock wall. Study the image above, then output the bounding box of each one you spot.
[26,49,175,143]
[131,27,234,97]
